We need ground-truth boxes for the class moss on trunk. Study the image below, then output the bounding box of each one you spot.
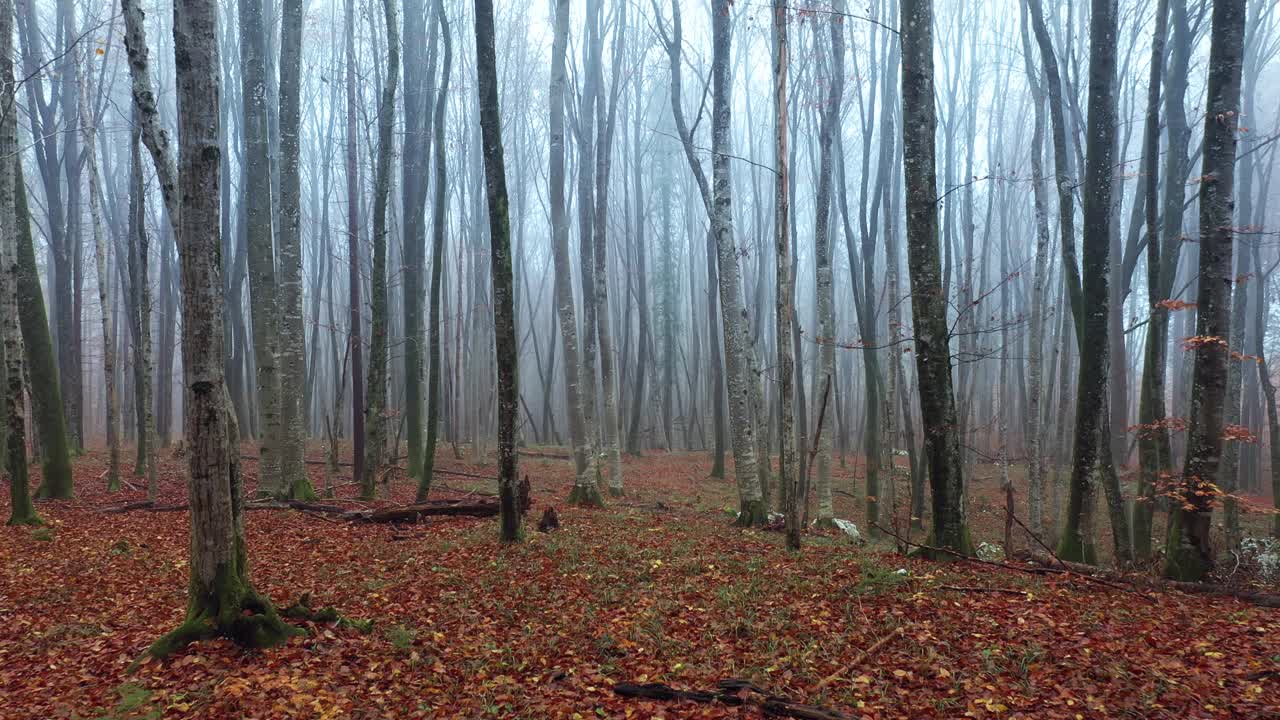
[567,482,604,508]
[149,553,302,659]
[14,162,73,500]
[734,498,768,528]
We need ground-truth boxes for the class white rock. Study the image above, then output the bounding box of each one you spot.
[833,518,864,545]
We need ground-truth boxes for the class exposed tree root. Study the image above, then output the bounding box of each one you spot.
[281,593,373,632]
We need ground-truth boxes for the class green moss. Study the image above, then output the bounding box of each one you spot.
[1056,529,1098,565]
[568,483,604,508]
[1162,518,1211,581]
[148,560,303,660]
[911,526,975,561]
[289,476,319,501]
[734,499,768,528]
[14,163,73,500]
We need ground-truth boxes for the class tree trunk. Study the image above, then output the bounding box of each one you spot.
[150,0,298,656]
[771,0,798,550]
[900,0,972,556]
[1253,245,1280,538]
[78,55,121,493]
[344,0,365,491]
[1164,0,1245,582]
[812,1,843,528]
[127,115,157,498]
[473,0,524,543]
[14,159,73,498]
[1018,0,1053,538]
[402,0,437,481]
[362,0,399,500]
[277,0,315,500]
[549,0,599,506]
[709,0,765,524]
[593,1,626,495]
[2,2,39,524]
[416,0,451,503]
[1057,0,1122,565]
[239,0,283,496]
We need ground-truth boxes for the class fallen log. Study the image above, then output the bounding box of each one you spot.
[613,680,852,720]
[343,500,499,523]
[517,449,573,460]
[1013,551,1280,609]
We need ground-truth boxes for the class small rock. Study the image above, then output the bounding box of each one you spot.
[833,518,864,545]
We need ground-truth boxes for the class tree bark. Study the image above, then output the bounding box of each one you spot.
[473,0,524,542]
[344,0,365,492]
[1058,0,1128,565]
[1164,0,1245,582]
[150,0,298,656]
[239,0,283,496]
[900,0,972,556]
[550,0,599,506]
[78,54,121,493]
[362,0,399,499]
[772,0,797,550]
[2,0,39,525]
[415,0,450,503]
[277,0,315,500]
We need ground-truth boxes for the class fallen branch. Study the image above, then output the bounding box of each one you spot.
[870,523,1157,603]
[518,449,573,460]
[1013,551,1280,609]
[614,679,853,720]
[939,585,1028,596]
[344,499,499,523]
[811,626,902,692]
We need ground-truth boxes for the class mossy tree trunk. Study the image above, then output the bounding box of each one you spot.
[15,160,73,500]
[151,0,298,655]
[2,6,40,525]
[362,0,399,500]
[1163,0,1246,582]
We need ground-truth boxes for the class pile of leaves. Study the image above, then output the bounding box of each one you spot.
[1,449,1277,718]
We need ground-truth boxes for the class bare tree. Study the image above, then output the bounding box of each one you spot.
[362,0,400,499]
[2,0,39,525]
[277,0,316,499]
[149,0,298,656]
[416,0,451,503]
[900,0,972,556]
[1164,0,1246,582]
[473,0,523,542]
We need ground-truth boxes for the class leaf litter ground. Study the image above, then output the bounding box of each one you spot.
[1,448,1277,719]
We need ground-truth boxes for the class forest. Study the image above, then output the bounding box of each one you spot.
[2,0,1279,716]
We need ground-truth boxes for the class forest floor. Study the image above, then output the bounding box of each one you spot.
[2,446,1278,719]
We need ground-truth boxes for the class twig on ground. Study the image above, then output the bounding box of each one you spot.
[811,626,903,692]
